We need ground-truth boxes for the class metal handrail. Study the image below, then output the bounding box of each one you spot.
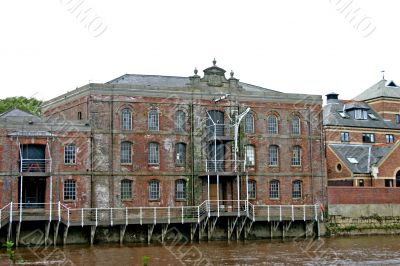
[19,159,52,172]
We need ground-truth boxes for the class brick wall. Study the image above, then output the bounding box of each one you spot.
[328,187,400,204]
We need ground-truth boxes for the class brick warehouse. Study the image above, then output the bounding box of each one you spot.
[0,60,325,244]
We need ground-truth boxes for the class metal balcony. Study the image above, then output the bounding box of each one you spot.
[19,159,51,174]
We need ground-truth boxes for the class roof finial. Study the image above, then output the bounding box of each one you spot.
[230,70,234,78]
[194,67,198,75]
[213,58,217,66]
[381,70,385,80]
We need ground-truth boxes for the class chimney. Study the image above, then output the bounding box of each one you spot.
[326,92,339,104]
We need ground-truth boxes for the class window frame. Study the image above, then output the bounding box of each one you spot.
[64,179,76,201]
[245,145,255,166]
[175,179,186,200]
[244,113,254,134]
[268,145,279,166]
[175,110,186,132]
[340,132,350,142]
[269,180,280,199]
[292,116,301,135]
[121,108,133,130]
[386,134,394,144]
[175,143,186,166]
[148,179,160,200]
[148,142,160,165]
[248,180,256,199]
[121,179,132,200]
[64,144,76,165]
[291,146,302,166]
[267,115,278,134]
[354,109,368,120]
[362,133,375,143]
[120,141,132,164]
[292,180,302,199]
[148,108,159,131]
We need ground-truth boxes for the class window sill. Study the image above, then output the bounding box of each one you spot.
[121,163,132,166]
[175,199,186,202]
[268,165,279,168]
[291,165,302,167]
[269,198,280,200]
[148,199,160,202]
[64,163,77,166]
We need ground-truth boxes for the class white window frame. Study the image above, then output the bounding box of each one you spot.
[175,110,186,132]
[120,141,132,164]
[268,145,279,166]
[292,146,301,166]
[175,179,186,200]
[121,108,132,130]
[267,115,278,134]
[148,109,159,131]
[121,179,132,200]
[244,113,254,134]
[248,180,256,199]
[269,180,280,199]
[64,144,76,165]
[245,145,255,166]
[64,179,76,201]
[148,142,159,165]
[292,180,302,199]
[292,116,301,135]
[149,179,160,200]
[175,143,186,166]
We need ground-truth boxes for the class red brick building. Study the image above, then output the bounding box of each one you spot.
[324,79,400,188]
[1,60,326,212]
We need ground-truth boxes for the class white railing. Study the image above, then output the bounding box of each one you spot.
[252,204,322,222]
[19,159,52,173]
[1,201,323,227]
[205,160,246,172]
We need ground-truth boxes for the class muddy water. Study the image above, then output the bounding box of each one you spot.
[1,235,400,265]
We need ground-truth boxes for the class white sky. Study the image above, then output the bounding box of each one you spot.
[1,0,400,102]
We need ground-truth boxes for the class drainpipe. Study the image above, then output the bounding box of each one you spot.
[190,102,195,205]
[110,90,115,208]
[308,108,314,203]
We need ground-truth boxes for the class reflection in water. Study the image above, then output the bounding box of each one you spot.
[1,235,400,265]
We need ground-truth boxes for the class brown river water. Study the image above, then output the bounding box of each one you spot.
[1,235,400,265]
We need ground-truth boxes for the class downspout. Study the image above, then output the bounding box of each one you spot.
[110,90,115,208]
[190,102,195,205]
[308,108,314,203]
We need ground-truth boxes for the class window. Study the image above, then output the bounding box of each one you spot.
[148,142,159,164]
[245,145,255,166]
[347,157,358,164]
[64,180,76,201]
[121,108,132,130]
[268,145,279,166]
[175,143,186,166]
[341,132,349,142]
[175,110,186,132]
[148,109,159,131]
[121,179,132,200]
[148,179,160,200]
[354,109,368,120]
[269,180,280,199]
[64,144,76,164]
[396,114,400,124]
[362,133,375,143]
[248,180,256,199]
[175,179,186,200]
[292,180,302,199]
[78,111,82,120]
[292,146,301,166]
[267,115,278,134]
[292,116,301,135]
[244,113,254,134]
[120,141,132,164]
[385,179,393,187]
[386,134,394,143]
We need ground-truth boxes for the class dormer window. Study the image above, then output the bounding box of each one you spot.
[368,113,378,120]
[354,109,368,120]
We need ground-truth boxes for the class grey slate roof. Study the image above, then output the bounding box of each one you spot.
[0,108,37,118]
[107,74,283,95]
[353,79,400,101]
[330,144,392,174]
[323,100,400,129]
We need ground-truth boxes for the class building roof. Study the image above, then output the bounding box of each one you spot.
[330,144,392,174]
[0,108,37,118]
[323,100,399,129]
[353,79,400,101]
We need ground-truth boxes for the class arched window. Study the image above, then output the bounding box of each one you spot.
[148,109,159,131]
[120,141,132,164]
[244,113,254,134]
[292,115,300,135]
[121,179,132,200]
[269,180,280,199]
[175,143,186,166]
[121,108,132,130]
[148,179,160,200]
[245,145,255,166]
[248,180,256,199]
[268,145,279,166]
[175,110,186,132]
[148,142,159,164]
[267,115,278,134]
[292,180,302,199]
[64,179,76,201]
[292,146,302,166]
[175,179,186,200]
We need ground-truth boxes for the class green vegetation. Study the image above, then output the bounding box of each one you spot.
[3,241,16,263]
[0,96,42,115]
[142,255,150,266]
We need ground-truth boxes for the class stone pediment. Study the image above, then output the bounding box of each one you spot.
[201,59,229,87]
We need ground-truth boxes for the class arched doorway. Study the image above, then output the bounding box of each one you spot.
[396,171,400,187]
